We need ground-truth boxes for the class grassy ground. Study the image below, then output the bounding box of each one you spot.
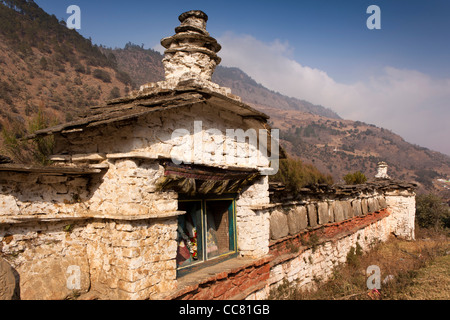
[389,252,449,300]
[269,227,450,300]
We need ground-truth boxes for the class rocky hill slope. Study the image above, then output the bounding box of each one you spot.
[258,105,450,198]
[0,0,132,135]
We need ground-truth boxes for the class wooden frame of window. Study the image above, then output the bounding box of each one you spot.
[176,194,238,277]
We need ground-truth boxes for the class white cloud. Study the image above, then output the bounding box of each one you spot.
[217,32,450,156]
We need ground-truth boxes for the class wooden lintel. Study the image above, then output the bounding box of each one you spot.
[0,164,102,175]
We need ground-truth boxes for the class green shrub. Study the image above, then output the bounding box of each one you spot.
[1,110,57,165]
[346,242,363,268]
[343,171,367,185]
[416,193,450,230]
[108,87,121,100]
[270,157,333,192]
[92,69,111,83]
[28,109,56,165]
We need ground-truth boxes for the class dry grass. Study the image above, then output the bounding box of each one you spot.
[390,254,450,300]
[270,227,450,300]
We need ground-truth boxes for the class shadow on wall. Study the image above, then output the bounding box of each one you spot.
[0,257,20,300]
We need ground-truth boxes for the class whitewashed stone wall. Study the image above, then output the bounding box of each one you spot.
[53,103,270,172]
[0,160,176,220]
[83,218,178,300]
[246,213,393,300]
[0,174,416,300]
[0,217,177,300]
[0,172,90,219]
[88,159,177,217]
[0,220,91,300]
[0,157,182,300]
[385,191,416,240]
[243,185,415,300]
[236,176,271,258]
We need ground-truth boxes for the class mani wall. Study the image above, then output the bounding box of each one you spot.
[161,179,416,300]
[254,179,416,299]
[0,164,416,300]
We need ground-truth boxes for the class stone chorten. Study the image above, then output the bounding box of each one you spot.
[161,10,221,82]
[139,10,236,99]
[375,161,390,179]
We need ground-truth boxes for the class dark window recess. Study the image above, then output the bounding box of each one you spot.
[177,201,203,268]
[176,198,236,274]
[206,201,230,258]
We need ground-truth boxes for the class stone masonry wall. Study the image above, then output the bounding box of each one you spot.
[385,189,416,240]
[0,216,178,300]
[0,174,415,300]
[84,218,178,300]
[0,220,91,300]
[52,103,270,171]
[235,176,271,258]
[242,183,416,300]
[0,157,181,300]
[0,160,176,220]
[246,209,394,300]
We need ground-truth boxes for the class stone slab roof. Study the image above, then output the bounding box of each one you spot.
[270,179,418,202]
[28,83,270,139]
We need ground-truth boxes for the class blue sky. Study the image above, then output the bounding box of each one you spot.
[34,0,450,156]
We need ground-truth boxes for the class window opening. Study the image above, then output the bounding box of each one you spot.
[177,197,236,274]
[177,201,203,268]
[206,200,232,259]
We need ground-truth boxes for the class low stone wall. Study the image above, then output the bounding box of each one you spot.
[241,181,416,300]
[0,164,415,300]
[247,209,393,299]
[268,180,415,242]
[269,193,388,241]
[168,256,272,300]
[0,217,178,300]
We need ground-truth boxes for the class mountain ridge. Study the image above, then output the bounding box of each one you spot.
[99,44,341,119]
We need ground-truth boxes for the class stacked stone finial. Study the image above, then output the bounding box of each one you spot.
[160,10,222,83]
[139,10,238,101]
[375,161,390,179]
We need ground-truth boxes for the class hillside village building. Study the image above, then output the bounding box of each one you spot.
[0,10,416,300]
